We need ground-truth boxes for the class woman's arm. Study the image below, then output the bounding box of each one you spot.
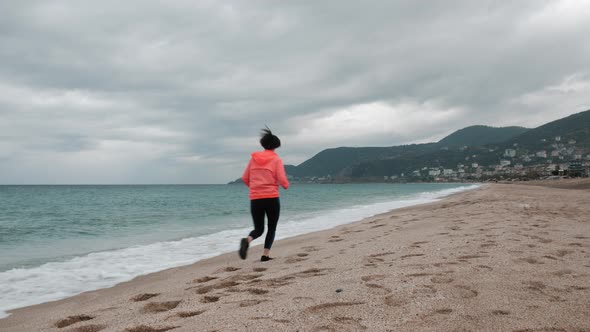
[242,159,252,187]
[276,159,290,189]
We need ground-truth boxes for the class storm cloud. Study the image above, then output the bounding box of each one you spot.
[1,0,589,183]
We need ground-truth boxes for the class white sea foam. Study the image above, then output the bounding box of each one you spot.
[0,184,478,318]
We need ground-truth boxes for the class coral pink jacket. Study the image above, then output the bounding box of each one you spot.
[242,150,290,200]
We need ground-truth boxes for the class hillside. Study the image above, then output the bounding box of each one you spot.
[288,144,436,178]
[436,125,529,148]
[348,109,590,179]
[285,125,531,179]
[504,111,590,149]
[230,109,590,183]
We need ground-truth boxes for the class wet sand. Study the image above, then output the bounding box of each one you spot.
[1,183,589,331]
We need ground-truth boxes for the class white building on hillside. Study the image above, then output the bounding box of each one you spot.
[504,149,516,157]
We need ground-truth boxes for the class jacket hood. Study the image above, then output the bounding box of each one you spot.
[251,150,277,165]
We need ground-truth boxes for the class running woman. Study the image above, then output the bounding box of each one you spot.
[239,128,289,262]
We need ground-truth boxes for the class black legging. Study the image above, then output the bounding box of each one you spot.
[248,198,280,249]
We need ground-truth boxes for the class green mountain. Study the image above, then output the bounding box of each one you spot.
[231,109,590,183]
[504,110,590,150]
[286,124,531,179]
[286,144,436,178]
[347,109,590,179]
[436,125,529,148]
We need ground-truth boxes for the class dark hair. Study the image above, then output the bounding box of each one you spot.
[260,126,281,150]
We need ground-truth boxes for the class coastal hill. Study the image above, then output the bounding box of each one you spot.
[436,125,529,148]
[287,125,529,178]
[504,110,590,150]
[230,109,590,183]
[285,109,590,182]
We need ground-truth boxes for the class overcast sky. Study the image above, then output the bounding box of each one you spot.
[1,1,589,184]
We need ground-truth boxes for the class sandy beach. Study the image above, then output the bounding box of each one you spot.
[1,182,589,332]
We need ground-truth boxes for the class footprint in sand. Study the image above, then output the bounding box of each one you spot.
[406,273,434,277]
[480,241,497,248]
[551,269,574,276]
[457,255,487,261]
[175,310,206,318]
[453,285,478,299]
[361,274,386,282]
[285,253,309,264]
[364,283,392,294]
[523,281,546,292]
[131,293,160,302]
[477,265,493,271]
[238,299,268,307]
[434,308,453,315]
[125,325,179,332]
[142,301,181,313]
[244,288,269,295]
[431,276,454,284]
[384,295,406,307]
[364,256,385,267]
[213,266,241,274]
[412,285,437,295]
[302,246,322,252]
[400,254,424,259]
[228,273,264,282]
[55,315,95,328]
[193,276,218,283]
[491,310,510,316]
[68,325,106,332]
[331,316,367,330]
[555,249,574,257]
[305,301,365,313]
[369,251,395,258]
[201,296,220,303]
[284,257,306,264]
[516,257,544,265]
[194,281,240,294]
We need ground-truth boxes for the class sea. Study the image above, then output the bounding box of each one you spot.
[0,183,478,317]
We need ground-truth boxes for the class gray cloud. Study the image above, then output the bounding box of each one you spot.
[1,0,589,183]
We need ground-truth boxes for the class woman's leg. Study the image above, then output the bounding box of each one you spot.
[248,199,265,241]
[263,198,280,255]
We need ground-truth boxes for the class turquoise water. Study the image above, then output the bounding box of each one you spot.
[0,183,477,317]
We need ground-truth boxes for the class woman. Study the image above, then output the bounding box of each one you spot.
[239,127,289,262]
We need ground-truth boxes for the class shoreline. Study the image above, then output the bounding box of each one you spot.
[0,184,479,320]
[1,182,589,331]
